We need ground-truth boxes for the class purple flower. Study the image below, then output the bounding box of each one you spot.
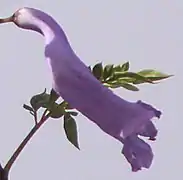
[0,7,162,171]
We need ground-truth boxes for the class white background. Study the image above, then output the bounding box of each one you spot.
[0,1,181,179]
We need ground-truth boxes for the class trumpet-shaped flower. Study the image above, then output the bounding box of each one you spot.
[0,7,162,171]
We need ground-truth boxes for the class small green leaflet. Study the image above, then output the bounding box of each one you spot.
[104,81,139,91]
[49,103,65,118]
[23,104,34,112]
[103,64,114,81]
[137,69,173,81]
[49,89,60,103]
[113,61,129,72]
[114,72,153,84]
[92,62,103,80]
[64,113,80,150]
[119,82,139,91]
[30,89,50,111]
[121,61,130,71]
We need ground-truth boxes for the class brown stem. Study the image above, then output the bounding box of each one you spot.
[4,113,49,173]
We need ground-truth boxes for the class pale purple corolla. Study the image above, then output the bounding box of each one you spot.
[0,7,162,171]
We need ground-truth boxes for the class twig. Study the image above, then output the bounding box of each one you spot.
[0,164,8,180]
[34,111,38,125]
[4,110,50,173]
[42,109,48,119]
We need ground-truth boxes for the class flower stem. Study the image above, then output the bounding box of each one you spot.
[4,111,49,173]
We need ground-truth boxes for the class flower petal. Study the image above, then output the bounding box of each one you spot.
[118,100,161,139]
[122,135,153,171]
[139,121,158,140]
[137,100,161,118]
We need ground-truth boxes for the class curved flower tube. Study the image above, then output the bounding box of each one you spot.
[0,7,162,171]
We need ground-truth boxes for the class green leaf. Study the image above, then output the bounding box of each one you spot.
[30,89,61,113]
[65,103,73,109]
[137,69,173,81]
[49,103,65,118]
[114,72,153,84]
[68,111,78,116]
[103,64,114,80]
[119,82,139,91]
[121,61,130,71]
[49,89,60,103]
[104,80,139,91]
[30,89,50,111]
[117,77,135,83]
[23,104,34,112]
[103,82,121,88]
[59,101,73,110]
[112,62,129,72]
[64,113,80,149]
[92,62,103,80]
[113,65,122,71]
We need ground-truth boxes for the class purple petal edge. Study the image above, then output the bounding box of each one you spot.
[122,135,154,172]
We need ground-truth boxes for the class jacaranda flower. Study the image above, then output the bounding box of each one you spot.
[0,7,162,171]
